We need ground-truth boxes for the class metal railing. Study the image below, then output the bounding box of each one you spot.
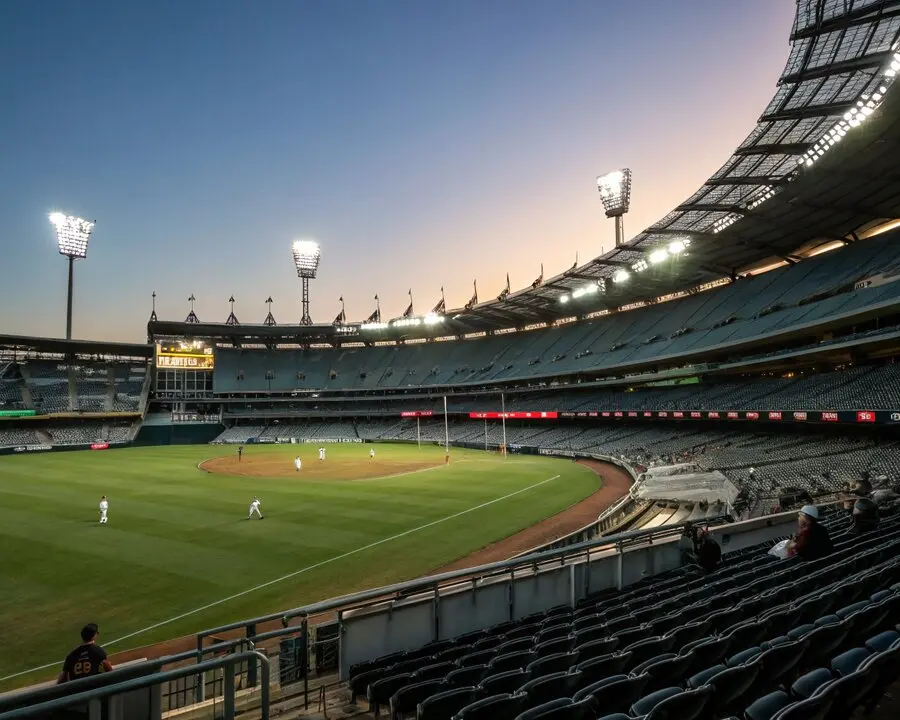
[0,651,269,720]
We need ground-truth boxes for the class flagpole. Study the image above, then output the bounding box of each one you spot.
[501,391,508,457]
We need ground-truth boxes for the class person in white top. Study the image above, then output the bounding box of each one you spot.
[318,447,325,461]
[294,456,302,472]
[248,497,263,520]
[99,496,109,524]
[369,448,375,459]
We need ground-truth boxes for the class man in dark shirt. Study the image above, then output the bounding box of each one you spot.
[695,529,722,573]
[58,624,114,684]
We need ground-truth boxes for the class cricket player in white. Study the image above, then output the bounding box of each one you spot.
[248,497,263,519]
[318,447,325,461]
[370,448,375,459]
[99,495,109,524]
[294,456,302,472]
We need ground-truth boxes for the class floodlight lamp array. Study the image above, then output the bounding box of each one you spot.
[360,313,445,331]
[335,325,357,334]
[798,52,898,171]
[291,240,321,278]
[559,279,605,305]
[49,212,94,259]
[597,169,632,217]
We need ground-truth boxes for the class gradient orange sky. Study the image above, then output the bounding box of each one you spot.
[0,1,795,341]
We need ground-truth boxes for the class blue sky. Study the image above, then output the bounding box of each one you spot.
[0,0,794,341]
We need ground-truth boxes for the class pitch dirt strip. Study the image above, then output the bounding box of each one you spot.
[0,473,562,685]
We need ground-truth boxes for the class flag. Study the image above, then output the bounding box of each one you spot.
[531,264,544,289]
[464,280,478,310]
[333,309,345,325]
[498,273,511,301]
[402,289,414,318]
[572,252,579,270]
[431,286,446,314]
[368,294,381,323]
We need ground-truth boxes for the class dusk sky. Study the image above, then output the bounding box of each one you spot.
[0,1,795,342]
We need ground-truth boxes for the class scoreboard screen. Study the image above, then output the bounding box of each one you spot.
[155,342,215,369]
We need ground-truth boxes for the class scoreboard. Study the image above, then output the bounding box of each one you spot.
[155,342,215,369]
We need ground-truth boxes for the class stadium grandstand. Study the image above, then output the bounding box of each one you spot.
[7,2,900,720]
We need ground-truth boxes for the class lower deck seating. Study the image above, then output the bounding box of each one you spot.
[347,507,900,719]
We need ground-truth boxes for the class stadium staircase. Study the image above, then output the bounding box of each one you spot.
[66,367,76,412]
[16,365,34,411]
[105,368,117,412]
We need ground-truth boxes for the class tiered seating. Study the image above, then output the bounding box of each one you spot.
[346,509,900,720]
[213,231,900,393]
[0,427,40,447]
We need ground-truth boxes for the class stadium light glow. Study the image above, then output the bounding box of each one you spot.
[668,238,688,254]
[632,259,648,273]
[49,211,95,341]
[559,294,570,304]
[597,168,632,247]
[423,313,444,325]
[361,322,389,330]
[613,269,630,284]
[291,239,321,325]
[291,239,321,279]
[596,170,632,217]
[49,212,94,259]
[649,248,668,265]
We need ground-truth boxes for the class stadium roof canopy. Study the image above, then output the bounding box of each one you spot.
[0,334,153,359]
[150,0,900,345]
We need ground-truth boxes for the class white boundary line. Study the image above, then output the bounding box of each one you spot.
[1,473,561,684]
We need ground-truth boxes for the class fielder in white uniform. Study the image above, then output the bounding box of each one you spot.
[294,456,302,472]
[370,448,375,459]
[318,447,325,461]
[99,496,109,524]
[248,497,264,519]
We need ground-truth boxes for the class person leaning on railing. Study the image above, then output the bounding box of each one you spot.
[57,624,114,684]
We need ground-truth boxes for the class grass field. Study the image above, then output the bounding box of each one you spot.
[0,443,600,688]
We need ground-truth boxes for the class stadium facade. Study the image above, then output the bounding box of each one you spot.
[7,3,900,719]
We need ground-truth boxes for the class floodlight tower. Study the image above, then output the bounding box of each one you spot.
[597,169,632,247]
[291,239,321,325]
[49,212,95,340]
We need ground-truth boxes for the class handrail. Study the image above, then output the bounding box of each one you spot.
[0,651,269,720]
[198,510,732,639]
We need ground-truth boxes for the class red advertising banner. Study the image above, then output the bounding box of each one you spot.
[658,411,668,418]
[400,411,433,417]
[90,443,109,450]
[468,411,558,420]
[602,412,611,417]
[708,411,720,419]
[793,412,808,421]
[746,412,760,420]
[768,411,783,421]
[690,411,702,418]
[727,411,739,419]
[856,410,876,423]
[822,412,839,422]
[627,411,638,417]
[613,411,623,417]
[673,411,684,418]
[643,411,653,417]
